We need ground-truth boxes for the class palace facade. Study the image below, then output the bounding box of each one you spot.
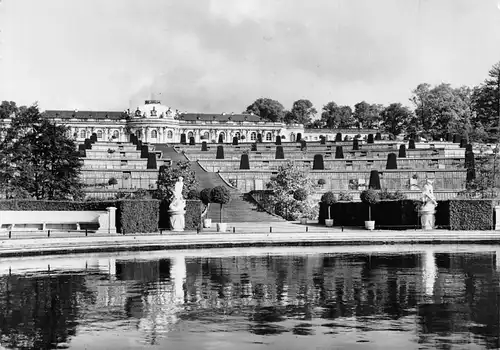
[40,99,384,143]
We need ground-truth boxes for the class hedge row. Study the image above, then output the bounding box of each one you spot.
[158,199,203,230]
[318,199,497,230]
[0,199,160,234]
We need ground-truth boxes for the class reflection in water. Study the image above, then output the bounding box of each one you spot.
[0,248,499,349]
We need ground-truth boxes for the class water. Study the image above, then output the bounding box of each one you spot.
[0,245,499,349]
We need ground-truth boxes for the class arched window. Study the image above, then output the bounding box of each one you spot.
[80,130,86,139]
[203,131,210,139]
[235,132,241,140]
[188,131,194,138]
[136,130,142,139]
[167,130,173,139]
[112,130,119,139]
[250,132,256,141]
[97,130,103,139]
[266,132,272,141]
[151,130,158,139]
[219,132,226,141]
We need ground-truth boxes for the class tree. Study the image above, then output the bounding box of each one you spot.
[380,103,414,136]
[360,188,380,222]
[211,185,231,223]
[265,162,316,220]
[155,161,198,201]
[321,102,355,128]
[285,99,317,125]
[353,101,383,128]
[0,104,84,200]
[321,191,337,220]
[0,101,18,120]
[245,98,285,122]
[471,61,500,140]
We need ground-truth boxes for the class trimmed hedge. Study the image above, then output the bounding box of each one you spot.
[335,146,344,159]
[117,199,160,234]
[335,133,342,142]
[275,136,282,145]
[201,141,208,151]
[257,133,262,143]
[140,145,149,158]
[398,144,406,158]
[239,154,250,170]
[159,200,202,230]
[180,134,187,144]
[189,136,196,145]
[386,153,397,169]
[313,154,324,170]
[0,200,116,211]
[296,133,302,142]
[449,200,494,230]
[352,138,359,150]
[147,153,157,169]
[232,136,239,145]
[367,134,374,144]
[216,145,224,159]
[275,146,284,159]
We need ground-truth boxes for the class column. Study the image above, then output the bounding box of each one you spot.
[106,207,117,234]
[170,255,186,304]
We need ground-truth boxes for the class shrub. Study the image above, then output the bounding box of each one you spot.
[312,154,324,170]
[251,142,258,151]
[321,191,337,220]
[368,170,381,189]
[408,139,415,149]
[200,188,213,205]
[211,186,231,222]
[257,133,262,143]
[335,146,344,159]
[0,200,116,211]
[367,134,374,144]
[449,200,494,230]
[140,145,149,158]
[465,145,475,184]
[116,199,159,234]
[360,188,380,221]
[136,140,142,151]
[232,136,239,145]
[320,135,326,144]
[318,178,326,186]
[275,146,284,159]
[386,153,397,169]
[379,189,407,201]
[375,132,382,140]
[184,200,203,230]
[186,188,200,200]
[459,138,466,148]
[293,188,308,201]
[218,134,224,143]
[216,145,224,159]
[180,134,187,144]
[398,144,406,158]
[338,191,354,201]
[147,153,157,169]
[352,138,359,151]
[275,136,282,145]
[300,139,307,151]
[108,177,118,187]
[155,161,198,200]
[335,133,342,142]
[239,154,250,170]
[189,136,195,145]
[201,141,208,151]
[453,134,461,144]
[296,133,302,142]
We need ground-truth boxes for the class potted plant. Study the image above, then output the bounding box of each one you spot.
[360,188,380,230]
[211,185,231,232]
[321,191,337,227]
[200,188,213,228]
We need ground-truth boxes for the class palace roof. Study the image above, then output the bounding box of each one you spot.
[44,110,128,120]
[179,113,262,122]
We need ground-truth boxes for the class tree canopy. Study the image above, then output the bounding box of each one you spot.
[155,161,198,201]
[245,98,285,122]
[284,99,317,125]
[353,101,383,129]
[380,103,414,136]
[321,102,355,128]
[0,104,84,199]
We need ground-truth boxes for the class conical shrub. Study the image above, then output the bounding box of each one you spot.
[386,153,397,169]
[335,146,344,159]
[313,154,324,170]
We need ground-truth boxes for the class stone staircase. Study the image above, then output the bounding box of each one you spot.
[154,144,284,223]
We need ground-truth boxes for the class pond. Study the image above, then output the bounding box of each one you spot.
[0,245,499,349]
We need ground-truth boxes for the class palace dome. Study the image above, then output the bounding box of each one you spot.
[132,100,178,120]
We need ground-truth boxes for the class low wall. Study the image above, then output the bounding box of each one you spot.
[0,208,116,234]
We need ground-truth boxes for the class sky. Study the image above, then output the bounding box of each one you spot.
[1,0,500,114]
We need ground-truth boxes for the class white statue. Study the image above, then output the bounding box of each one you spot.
[420,179,437,230]
[168,177,186,231]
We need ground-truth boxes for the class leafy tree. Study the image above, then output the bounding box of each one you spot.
[380,103,414,136]
[155,161,198,200]
[353,101,383,128]
[360,188,380,221]
[320,191,337,220]
[245,98,285,122]
[211,185,231,223]
[265,162,316,220]
[0,101,17,120]
[321,102,355,128]
[285,99,317,125]
[0,104,84,200]
[471,61,500,139]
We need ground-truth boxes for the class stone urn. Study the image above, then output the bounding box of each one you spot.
[168,209,186,232]
[419,201,436,230]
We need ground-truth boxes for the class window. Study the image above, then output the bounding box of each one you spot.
[151,130,158,139]
[219,132,226,141]
[188,131,194,138]
[80,130,86,139]
[203,131,210,139]
[112,130,119,139]
[167,130,173,139]
[266,132,272,141]
[97,130,103,139]
[250,132,256,141]
[136,130,142,139]
[235,132,241,140]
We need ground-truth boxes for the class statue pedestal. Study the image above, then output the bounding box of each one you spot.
[420,209,436,230]
[168,210,186,232]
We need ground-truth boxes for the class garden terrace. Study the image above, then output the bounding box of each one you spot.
[197,156,465,172]
[219,169,466,193]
